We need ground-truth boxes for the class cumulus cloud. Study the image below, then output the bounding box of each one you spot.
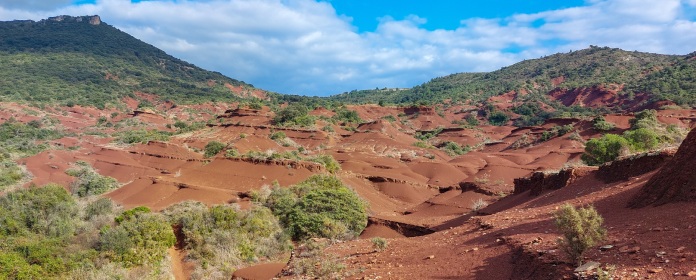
[0,0,695,96]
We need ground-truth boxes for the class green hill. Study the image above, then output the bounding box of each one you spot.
[329,46,696,108]
[0,15,259,108]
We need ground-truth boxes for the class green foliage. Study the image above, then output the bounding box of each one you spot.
[554,204,606,265]
[0,120,63,157]
[581,134,630,166]
[629,109,659,130]
[413,141,431,149]
[84,197,114,220]
[163,202,290,277]
[0,16,254,107]
[465,114,479,126]
[623,128,659,151]
[415,127,443,141]
[440,141,470,156]
[114,129,171,145]
[273,104,316,127]
[114,206,151,224]
[381,115,397,122]
[100,211,175,266]
[269,131,287,141]
[307,154,341,174]
[328,47,679,107]
[487,110,510,126]
[0,184,78,238]
[203,141,225,158]
[265,175,368,240]
[332,107,361,124]
[66,162,120,197]
[371,237,388,252]
[592,116,616,131]
[0,161,24,190]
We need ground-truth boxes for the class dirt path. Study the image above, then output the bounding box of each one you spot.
[168,247,188,280]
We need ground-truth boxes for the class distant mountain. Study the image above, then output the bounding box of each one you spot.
[0,15,262,108]
[329,47,696,110]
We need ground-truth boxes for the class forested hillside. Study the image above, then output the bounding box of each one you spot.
[0,15,258,108]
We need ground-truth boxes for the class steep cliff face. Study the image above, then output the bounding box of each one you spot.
[630,128,696,207]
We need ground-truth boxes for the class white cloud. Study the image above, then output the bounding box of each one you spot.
[0,0,695,96]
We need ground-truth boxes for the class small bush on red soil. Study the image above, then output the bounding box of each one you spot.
[554,203,606,265]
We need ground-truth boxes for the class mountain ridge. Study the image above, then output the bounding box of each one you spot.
[0,15,263,108]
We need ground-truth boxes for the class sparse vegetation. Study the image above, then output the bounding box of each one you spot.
[115,129,171,145]
[470,198,488,213]
[554,203,606,265]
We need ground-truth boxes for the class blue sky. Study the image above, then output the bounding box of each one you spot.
[1,0,696,96]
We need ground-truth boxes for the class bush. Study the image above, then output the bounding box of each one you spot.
[554,204,606,265]
[487,111,509,126]
[0,161,24,189]
[623,128,659,151]
[115,129,171,145]
[307,154,341,174]
[163,202,290,278]
[67,163,120,197]
[203,141,225,158]
[371,237,388,252]
[592,116,615,131]
[0,184,78,238]
[84,198,114,220]
[269,131,286,141]
[581,134,630,166]
[441,141,470,156]
[100,210,175,267]
[629,109,659,130]
[268,175,368,240]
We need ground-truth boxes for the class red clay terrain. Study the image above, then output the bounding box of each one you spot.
[2,99,696,279]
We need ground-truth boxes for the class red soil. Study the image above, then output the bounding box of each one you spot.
[6,100,696,280]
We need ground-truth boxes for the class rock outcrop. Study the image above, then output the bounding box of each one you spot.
[630,129,696,207]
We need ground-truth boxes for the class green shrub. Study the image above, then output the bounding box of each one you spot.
[225,148,239,158]
[629,109,659,130]
[84,198,114,220]
[441,141,470,156]
[0,161,24,189]
[465,114,479,126]
[307,154,341,174]
[269,131,286,141]
[581,134,630,166]
[101,210,175,266]
[115,129,171,145]
[371,237,388,252]
[269,175,368,240]
[67,164,119,197]
[487,111,509,126]
[203,141,225,158]
[114,206,151,224]
[592,116,615,131]
[163,202,290,277]
[623,128,659,151]
[332,107,361,124]
[554,204,606,265]
[273,104,316,127]
[0,184,78,238]
[413,141,431,148]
